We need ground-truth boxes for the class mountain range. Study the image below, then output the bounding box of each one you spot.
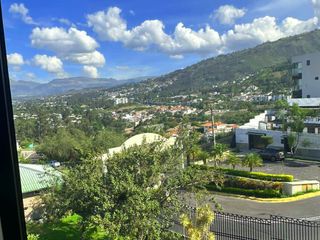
[10,76,151,98]
[12,29,320,99]
[129,29,320,97]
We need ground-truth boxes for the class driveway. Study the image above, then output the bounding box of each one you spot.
[181,192,320,220]
[221,159,320,180]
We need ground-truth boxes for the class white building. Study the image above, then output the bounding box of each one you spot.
[114,97,128,105]
[292,52,320,98]
[235,111,320,159]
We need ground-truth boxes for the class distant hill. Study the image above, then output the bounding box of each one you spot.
[10,76,152,98]
[132,29,320,97]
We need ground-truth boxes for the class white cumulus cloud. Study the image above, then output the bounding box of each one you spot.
[312,0,320,20]
[30,27,98,54]
[30,27,105,67]
[85,6,320,58]
[65,51,105,67]
[222,16,318,52]
[7,53,24,65]
[83,65,98,78]
[33,54,65,77]
[87,7,222,56]
[9,3,36,25]
[212,5,246,25]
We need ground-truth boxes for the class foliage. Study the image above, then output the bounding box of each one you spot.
[211,143,228,167]
[301,138,311,148]
[27,214,108,240]
[93,129,125,154]
[223,168,293,182]
[192,165,294,182]
[36,128,92,162]
[42,143,221,239]
[224,176,282,191]
[242,153,263,172]
[177,126,202,166]
[180,204,215,240]
[196,150,210,165]
[286,103,307,155]
[260,136,273,148]
[225,152,241,169]
[206,185,282,198]
[27,234,40,240]
[287,133,297,154]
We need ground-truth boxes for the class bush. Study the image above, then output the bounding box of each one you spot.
[224,176,283,191]
[27,234,39,240]
[222,169,294,182]
[191,165,294,182]
[206,184,282,198]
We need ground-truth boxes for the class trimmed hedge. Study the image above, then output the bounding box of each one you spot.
[191,165,294,182]
[224,176,283,191]
[222,169,294,182]
[206,184,282,198]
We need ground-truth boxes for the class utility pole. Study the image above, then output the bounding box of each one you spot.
[210,104,216,146]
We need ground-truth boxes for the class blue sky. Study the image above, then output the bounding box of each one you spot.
[2,0,319,82]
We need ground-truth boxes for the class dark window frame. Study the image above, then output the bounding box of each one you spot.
[307,60,310,65]
[0,3,27,240]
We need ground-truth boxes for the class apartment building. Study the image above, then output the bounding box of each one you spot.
[292,52,320,98]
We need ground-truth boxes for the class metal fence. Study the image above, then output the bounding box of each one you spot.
[180,208,320,240]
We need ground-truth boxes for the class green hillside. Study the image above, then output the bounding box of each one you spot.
[137,29,320,97]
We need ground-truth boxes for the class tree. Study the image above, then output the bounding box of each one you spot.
[42,142,221,239]
[177,126,201,166]
[260,136,273,149]
[287,103,306,155]
[242,153,263,172]
[211,143,228,167]
[287,133,297,155]
[197,151,210,165]
[180,204,215,240]
[37,128,92,162]
[93,129,125,154]
[225,152,241,169]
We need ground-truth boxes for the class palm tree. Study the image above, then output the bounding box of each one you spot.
[225,152,241,169]
[197,150,210,165]
[211,143,228,167]
[242,153,263,172]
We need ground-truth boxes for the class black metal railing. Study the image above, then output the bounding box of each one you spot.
[179,207,320,240]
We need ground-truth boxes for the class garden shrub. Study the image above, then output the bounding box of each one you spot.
[192,165,294,182]
[206,184,282,198]
[224,176,283,191]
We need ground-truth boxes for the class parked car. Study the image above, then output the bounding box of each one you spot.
[258,148,285,161]
[50,160,61,168]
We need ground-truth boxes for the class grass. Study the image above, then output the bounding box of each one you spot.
[27,214,108,240]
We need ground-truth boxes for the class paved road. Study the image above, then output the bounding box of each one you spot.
[181,192,320,219]
[215,194,320,219]
[221,159,320,181]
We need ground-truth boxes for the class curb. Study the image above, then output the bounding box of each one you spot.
[212,191,320,203]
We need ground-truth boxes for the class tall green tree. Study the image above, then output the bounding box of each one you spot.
[42,142,221,239]
[242,153,263,172]
[225,152,241,170]
[177,126,201,166]
[287,103,306,155]
[211,143,228,167]
[37,128,92,162]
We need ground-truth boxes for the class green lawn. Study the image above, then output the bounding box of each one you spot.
[27,214,108,240]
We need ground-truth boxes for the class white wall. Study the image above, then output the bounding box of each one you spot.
[236,128,284,149]
[293,52,320,98]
